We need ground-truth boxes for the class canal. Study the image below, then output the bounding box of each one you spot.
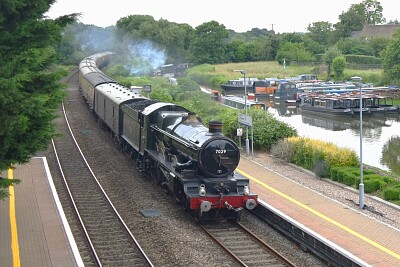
[267,101,400,175]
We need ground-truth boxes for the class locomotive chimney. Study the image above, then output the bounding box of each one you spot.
[185,112,199,123]
[209,121,223,134]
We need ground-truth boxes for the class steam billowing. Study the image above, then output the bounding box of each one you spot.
[126,40,166,75]
[73,24,167,76]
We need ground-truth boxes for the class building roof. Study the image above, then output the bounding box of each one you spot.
[357,24,400,39]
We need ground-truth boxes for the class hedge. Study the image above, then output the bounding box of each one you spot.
[383,184,400,201]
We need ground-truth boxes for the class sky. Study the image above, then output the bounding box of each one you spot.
[45,0,398,33]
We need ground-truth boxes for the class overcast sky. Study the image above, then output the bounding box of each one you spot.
[45,0,398,33]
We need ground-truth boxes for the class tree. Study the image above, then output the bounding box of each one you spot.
[275,42,314,65]
[367,37,390,57]
[331,56,347,79]
[322,46,343,75]
[0,1,77,199]
[307,21,333,46]
[335,38,375,56]
[116,15,193,64]
[334,4,366,39]
[363,0,385,25]
[189,21,229,64]
[381,29,400,85]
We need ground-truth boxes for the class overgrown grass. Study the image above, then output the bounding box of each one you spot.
[213,61,312,80]
[212,61,384,84]
[185,61,387,91]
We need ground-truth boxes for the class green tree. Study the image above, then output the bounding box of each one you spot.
[307,21,333,46]
[0,1,77,198]
[280,32,304,44]
[225,39,245,62]
[367,36,390,57]
[381,29,400,85]
[336,38,375,56]
[116,15,193,64]
[334,4,366,39]
[323,46,343,75]
[363,0,385,24]
[331,56,347,79]
[275,42,314,65]
[189,21,229,64]
[302,36,326,55]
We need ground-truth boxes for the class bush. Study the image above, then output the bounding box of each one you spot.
[329,166,400,194]
[330,166,359,185]
[312,160,330,178]
[383,185,400,201]
[286,137,359,172]
[270,139,295,162]
[344,54,381,65]
[363,178,384,193]
[251,109,297,150]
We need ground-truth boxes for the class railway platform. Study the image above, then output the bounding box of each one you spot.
[237,154,400,266]
[0,157,83,267]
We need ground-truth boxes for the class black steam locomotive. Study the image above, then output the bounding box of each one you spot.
[78,52,257,221]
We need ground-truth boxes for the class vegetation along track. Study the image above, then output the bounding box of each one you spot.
[50,71,153,267]
[201,221,296,266]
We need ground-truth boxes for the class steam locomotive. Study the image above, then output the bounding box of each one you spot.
[78,52,257,221]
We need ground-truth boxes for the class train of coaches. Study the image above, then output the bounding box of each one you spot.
[78,52,258,221]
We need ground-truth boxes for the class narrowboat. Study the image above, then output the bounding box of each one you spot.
[220,77,259,94]
[299,95,354,116]
[361,94,400,114]
[222,95,266,110]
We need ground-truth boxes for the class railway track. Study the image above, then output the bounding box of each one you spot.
[201,221,295,267]
[51,72,153,267]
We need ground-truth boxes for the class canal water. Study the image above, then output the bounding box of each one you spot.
[266,101,400,175]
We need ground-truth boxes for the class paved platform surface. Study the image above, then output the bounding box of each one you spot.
[237,155,400,267]
[0,157,82,267]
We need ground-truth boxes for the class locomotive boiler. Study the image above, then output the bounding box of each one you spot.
[78,52,258,221]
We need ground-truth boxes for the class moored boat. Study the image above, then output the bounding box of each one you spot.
[361,94,400,114]
[299,92,400,117]
[221,77,259,94]
[339,95,371,114]
[222,95,266,110]
[299,95,354,117]
[273,81,302,103]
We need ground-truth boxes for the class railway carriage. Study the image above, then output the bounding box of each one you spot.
[94,83,146,135]
[78,52,116,109]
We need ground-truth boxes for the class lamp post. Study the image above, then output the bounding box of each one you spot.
[234,70,249,157]
[359,86,365,209]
